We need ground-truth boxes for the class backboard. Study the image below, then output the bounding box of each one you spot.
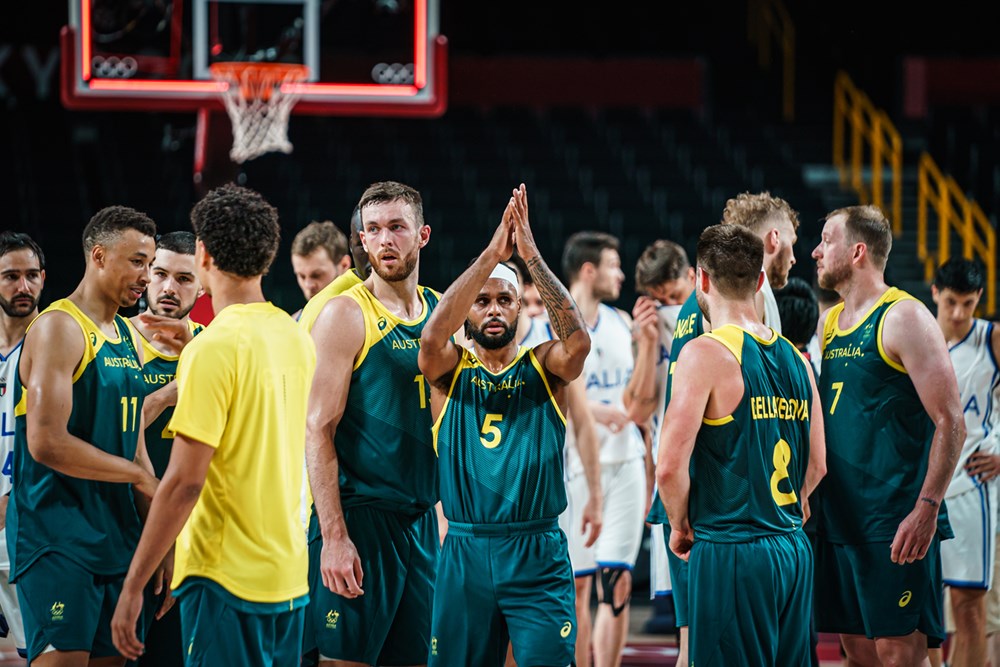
[61,0,447,116]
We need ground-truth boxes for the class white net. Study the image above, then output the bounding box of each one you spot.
[210,63,309,164]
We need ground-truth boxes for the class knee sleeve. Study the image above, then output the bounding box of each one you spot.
[598,567,631,617]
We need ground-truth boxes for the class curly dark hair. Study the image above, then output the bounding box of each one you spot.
[82,206,157,256]
[774,277,819,349]
[190,185,280,278]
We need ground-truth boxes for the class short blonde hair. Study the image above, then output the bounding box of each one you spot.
[291,221,348,262]
[722,191,800,233]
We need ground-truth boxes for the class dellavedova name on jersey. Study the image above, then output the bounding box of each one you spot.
[750,396,810,421]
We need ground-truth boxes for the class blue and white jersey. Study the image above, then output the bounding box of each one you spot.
[947,318,1000,498]
[578,304,644,467]
[520,315,553,349]
[650,304,682,455]
[0,341,22,499]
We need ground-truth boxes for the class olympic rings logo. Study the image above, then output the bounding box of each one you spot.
[92,56,138,79]
[371,62,414,85]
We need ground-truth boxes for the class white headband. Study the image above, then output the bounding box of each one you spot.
[488,263,520,295]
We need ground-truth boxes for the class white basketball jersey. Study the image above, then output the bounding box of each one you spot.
[947,319,1000,498]
[761,274,783,335]
[520,316,553,349]
[650,304,682,454]
[0,342,21,499]
[575,304,644,467]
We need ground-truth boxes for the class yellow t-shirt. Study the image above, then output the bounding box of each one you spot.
[169,301,316,604]
[298,268,365,334]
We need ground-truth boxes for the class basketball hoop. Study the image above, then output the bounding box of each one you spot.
[209,62,310,164]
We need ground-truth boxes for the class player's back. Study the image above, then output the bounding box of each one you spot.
[8,298,145,579]
[689,325,811,542]
[432,347,567,524]
[170,301,315,603]
[947,318,1000,498]
[327,283,441,518]
[818,287,949,543]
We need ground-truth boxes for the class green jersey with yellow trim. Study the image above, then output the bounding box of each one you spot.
[432,346,567,524]
[8,298,146,579]
[308,283,440,539]
[138,319,204,478]
[298,268,366,334]
[648,290,704,524]
[688,325,812,543]
[818,287,951,544]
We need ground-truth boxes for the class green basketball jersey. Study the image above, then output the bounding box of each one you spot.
[688,325,812,542]
[648,290,704,524]
[818,287,951,544]
[309,283,440,537]
[8,298,146,579]
[431,346,567,524]
[138,319,204,478]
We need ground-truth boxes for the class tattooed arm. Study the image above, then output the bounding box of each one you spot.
[509,184,590,384]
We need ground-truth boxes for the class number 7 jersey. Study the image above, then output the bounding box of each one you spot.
[818,287,950,544]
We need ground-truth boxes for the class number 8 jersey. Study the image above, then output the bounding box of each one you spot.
[688,325,812,542]
[431,346,567,524]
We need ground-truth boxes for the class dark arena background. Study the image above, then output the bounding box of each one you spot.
[2,1,999,664]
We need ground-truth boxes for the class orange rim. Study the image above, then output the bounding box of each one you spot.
[209,62,310,101]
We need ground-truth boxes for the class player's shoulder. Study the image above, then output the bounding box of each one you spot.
[26,300,89,348]
[420,284,443,301]
[612,305,632,327]
[985,319,1000,369]
[776,332,813,373]
[307,287,365,333]
[682,327,742,367]
[300,277,365,332]
[880,289,933,329]
[699,324,749,363]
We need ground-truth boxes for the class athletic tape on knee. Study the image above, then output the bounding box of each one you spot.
[599,566,631,617]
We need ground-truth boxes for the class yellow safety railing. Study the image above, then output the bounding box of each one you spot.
[917,152,997,314]
[832,72,903,237]
[747,0,795,122]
